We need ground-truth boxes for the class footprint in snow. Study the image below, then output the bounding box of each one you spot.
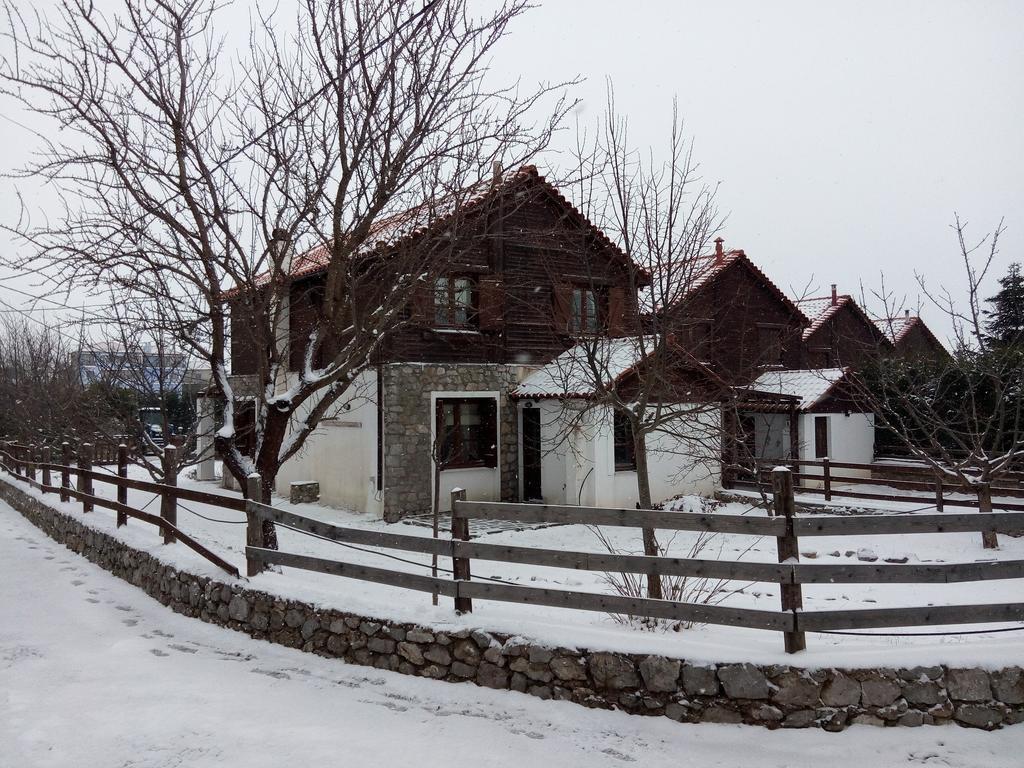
[86,598,100,604]
[600,748,636,762]
[71,580,85,586]
[251,668,290,680]
[115,605,134,612]
[149,649,170,657]
[152,629,174,638]
[168,644,198,654]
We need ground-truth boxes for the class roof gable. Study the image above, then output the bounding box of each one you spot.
[675,250,810,325]
[797,294,891,347]
[230,166,643,295]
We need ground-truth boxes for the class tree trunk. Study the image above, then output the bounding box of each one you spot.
[633,427,663,600]
[978,481,998,550]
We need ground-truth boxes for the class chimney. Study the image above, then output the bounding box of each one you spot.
[714,237,725,264]
[491,160,503,188]
[831,284,837,306]
[904,309,910,318]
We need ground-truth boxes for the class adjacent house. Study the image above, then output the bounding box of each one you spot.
[875,311,949,360]
[796,286,892,368]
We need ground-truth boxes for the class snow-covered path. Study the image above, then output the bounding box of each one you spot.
[2,503,1023,768]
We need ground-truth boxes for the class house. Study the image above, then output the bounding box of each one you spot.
[796,286,892,368]
[510,336,723,507]
[732,367,875,482]
[875,311,949,360]
[229,166,646,520]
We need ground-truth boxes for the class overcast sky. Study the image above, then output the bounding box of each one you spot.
[1,0,1021,343]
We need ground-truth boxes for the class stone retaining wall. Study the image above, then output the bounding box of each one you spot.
[3,476,1022,731]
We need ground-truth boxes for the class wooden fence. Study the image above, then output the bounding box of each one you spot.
[0,441,240,578]
[5,439,1023,654]
[244,470,1024,654]
[728,457,1024,513]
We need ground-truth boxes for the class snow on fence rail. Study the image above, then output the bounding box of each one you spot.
[0,442,240,578]
[245,472,1024,654]
[729,457,1024,512]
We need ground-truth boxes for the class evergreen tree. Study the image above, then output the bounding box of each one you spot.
[984,262,1024,347]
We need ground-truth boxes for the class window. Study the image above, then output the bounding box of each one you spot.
[757,325,785,367]
[688,320,713,360]
[570,286,600,334]
[436,398,497,469]
[613,412,636,471]
[434,277,475,327]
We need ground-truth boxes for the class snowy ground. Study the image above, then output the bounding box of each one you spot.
[4,465,1024,668]
[2,503,1023,768]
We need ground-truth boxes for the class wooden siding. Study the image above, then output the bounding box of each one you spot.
[802,302,889,369]
[277,181,642,370]
[664,259,806,386]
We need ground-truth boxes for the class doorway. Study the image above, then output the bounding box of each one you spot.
[522,408,542,501]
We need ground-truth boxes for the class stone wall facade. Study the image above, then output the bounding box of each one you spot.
[380,363,524,521]
[3,476,1023,731]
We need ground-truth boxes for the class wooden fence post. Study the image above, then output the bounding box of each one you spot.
[80,443,93,513]
[245,474,265,577]
[40,446,51,493]
[822,457,831,501]
[450,488,472,614]
[60,442,71,503]
[978,482,998,550]
[935,472,944,512]
[116,443,129,527]
[27,444,36,483]
[771,467,806,653]
[161,445,178,544]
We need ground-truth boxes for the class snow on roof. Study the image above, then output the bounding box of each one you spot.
[874,314,918,345]
[795,296,846,341]
[512,336,657,398]
[746,367,850,410]
[225,165,643,298]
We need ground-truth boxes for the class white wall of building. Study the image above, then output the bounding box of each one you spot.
[797,411,875,485]
[522,400,721,508]
[275,369,382,516]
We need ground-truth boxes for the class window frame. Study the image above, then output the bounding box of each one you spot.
[756,322,786,368]
[434,275,477,329]
[435,396,498,470]
[613,411,637,472]
[569,285,602,335]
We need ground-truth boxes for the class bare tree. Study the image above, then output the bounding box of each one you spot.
[535,90,726,599]
[853,215,1020,548]
[1,0,574,547]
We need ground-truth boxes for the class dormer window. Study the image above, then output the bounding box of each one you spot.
[434,276,475,327]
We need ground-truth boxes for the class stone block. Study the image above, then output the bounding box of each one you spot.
[289,481,319,504]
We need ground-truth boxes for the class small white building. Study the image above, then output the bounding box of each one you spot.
[738,368,875,484]
[510,338,722,508]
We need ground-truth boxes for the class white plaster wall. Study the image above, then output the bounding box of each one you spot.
[798,412,875,485]
[275,369,381,515]
[526,401,721,508]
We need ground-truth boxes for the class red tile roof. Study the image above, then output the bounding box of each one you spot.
[796,293,890,346]
[224,165,644,298]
